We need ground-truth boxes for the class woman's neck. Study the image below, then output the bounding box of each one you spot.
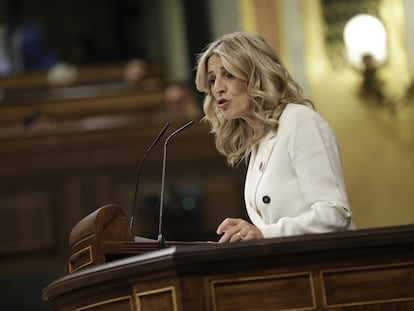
[245,118,265,139]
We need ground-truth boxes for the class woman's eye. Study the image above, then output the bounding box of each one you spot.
[225,72,234,79]
[208,77,215,85]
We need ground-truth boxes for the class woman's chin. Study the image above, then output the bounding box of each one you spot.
[221,111,235,120]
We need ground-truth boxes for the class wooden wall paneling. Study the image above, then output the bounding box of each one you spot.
[0,88,165,128]
[0,112,245,278]
[0,190,55,253]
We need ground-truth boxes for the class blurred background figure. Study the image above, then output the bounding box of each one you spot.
[22,109,56,132]
[163,81,202,119]
[0,23,12,75]
[123,58,148,86]
[0,20,60,75]
[10,20,60,73]
[46,62,78,87]
[123,58,164,90]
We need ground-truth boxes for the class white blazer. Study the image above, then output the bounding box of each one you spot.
[245,104,355,238]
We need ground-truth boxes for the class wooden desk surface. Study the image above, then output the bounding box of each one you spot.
[43,224,414,310]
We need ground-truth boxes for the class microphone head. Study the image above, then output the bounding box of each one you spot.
[157,233,165,249]
[164,120,194,146]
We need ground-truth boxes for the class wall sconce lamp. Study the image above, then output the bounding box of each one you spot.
[343,14,414,113]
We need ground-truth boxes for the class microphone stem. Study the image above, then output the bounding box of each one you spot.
[129,123,169,231]
[157,143,168,248]
[157,120,194,248]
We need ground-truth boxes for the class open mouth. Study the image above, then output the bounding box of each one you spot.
[217,99,229,109]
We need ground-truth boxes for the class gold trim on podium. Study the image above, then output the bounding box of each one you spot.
[321,261,414,308]
[135,286,178,311]
[74,295,132,311]
[210,272,316,311]
[68,245,94,273]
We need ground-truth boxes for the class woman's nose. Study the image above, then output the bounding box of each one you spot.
[213,77,225,97]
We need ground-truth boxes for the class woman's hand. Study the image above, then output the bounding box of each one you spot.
[216,218,264,243]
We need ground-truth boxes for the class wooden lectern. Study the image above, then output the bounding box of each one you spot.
[68,204,151,273]
[68,204,201,273]
[43,205,414,310]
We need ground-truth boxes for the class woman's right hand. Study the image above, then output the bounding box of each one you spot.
[216,218,264,243]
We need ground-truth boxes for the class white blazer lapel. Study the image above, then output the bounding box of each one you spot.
[255,130,277,178]
[245,131,277,225]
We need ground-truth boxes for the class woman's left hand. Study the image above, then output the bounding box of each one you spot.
[216,218,264,243]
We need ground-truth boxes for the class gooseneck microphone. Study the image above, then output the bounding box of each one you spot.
[157,120,194,248]
[129,123,170,231]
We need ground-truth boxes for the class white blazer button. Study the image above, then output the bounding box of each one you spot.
[262,196,271,204]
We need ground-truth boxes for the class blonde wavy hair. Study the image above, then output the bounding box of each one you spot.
[195,32,313,167]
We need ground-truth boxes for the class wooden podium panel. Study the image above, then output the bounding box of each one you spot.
[43,224,414,310]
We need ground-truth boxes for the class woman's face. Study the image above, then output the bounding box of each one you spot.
[207,55,253,122]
